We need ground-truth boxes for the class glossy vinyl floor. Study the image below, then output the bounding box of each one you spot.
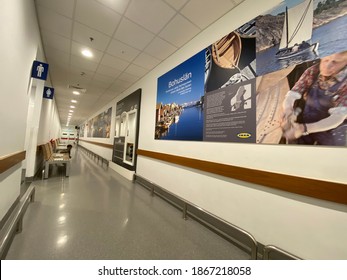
[6,147,249,260]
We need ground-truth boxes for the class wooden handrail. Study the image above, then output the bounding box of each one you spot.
[79,139,113,149]
[137,149,347,205]
[0,151,26,174]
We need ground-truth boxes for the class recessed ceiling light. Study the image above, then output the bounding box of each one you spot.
[73,91,80,95]
[69,110,74,112]
[81,49,93,58]
[70,106,75,109]
[71,100,77,103]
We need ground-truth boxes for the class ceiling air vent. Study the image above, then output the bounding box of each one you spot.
[68,85,87,93]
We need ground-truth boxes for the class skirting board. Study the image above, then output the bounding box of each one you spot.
[109,161,134,181]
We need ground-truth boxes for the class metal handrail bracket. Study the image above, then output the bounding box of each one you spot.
[135,174,258,259]
[263,245,301,260]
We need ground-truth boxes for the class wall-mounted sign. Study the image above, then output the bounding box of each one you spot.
[43,86,54,99]
[31,60,49,80]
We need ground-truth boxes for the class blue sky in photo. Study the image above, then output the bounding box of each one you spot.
[157,49,205,105]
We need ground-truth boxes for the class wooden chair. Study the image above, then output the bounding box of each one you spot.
[42,143,71,179]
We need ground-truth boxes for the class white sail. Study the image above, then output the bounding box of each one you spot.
[279,0,313,49]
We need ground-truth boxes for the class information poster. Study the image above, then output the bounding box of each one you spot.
[112,89,141,171]
[156,50,205,141]
[204,80,256,143]
[156,29,256,143]
[156,0,347,146]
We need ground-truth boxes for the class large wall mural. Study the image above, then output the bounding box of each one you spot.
[84,107,112,138]
[156,0,347,146]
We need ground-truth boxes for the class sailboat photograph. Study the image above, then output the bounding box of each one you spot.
[256,0,347,76]
[275,0,319,59]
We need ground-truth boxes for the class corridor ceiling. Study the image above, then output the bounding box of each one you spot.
[34,0,245,126]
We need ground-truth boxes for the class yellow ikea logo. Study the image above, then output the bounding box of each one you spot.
[237,133,251,139]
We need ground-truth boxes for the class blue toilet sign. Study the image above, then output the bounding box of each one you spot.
[43,86,54,99]
[31,60,49,80]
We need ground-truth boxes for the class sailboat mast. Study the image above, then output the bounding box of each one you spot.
[285,6,289,48]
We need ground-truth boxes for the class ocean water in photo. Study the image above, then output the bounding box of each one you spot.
[256,15,347,76]
[159,106,203,141]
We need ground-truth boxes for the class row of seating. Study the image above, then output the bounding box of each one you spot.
[41,140,71,179]
[53,138,68,151]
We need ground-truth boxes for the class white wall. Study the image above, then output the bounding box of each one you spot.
[0,0,61,219]
[36,95,61,173]
[0,0,42,220]
[80,0,347,259]
[38,98,61,145]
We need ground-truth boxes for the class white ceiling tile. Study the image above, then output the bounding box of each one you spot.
[35,0,242,126]
[104,89,119,97]
[159,14,200,47]
[69,67,95,79]
[164,0,189,10]
[93,73,116,84]
[65,73,93,89]
[89,78,112,89]
[100,54,130,71]
[75,0,121,36]
[180,0,236,29]
[44,47,70,67]
[79,95,102,109]
[144,37,177,60]
[96,0,130,14]
[54,84,71,94]
[92,99,110,111]
[37,6,73,38]
[118,72,139,83]
[110,79,132,92]
[48,65,69,79]
[41,29,71,53]
[125,64,148,77]
[48,66,71,86]
[82,89,103,98]
[36,0,75,18]
[114,18,155,50]
[125,0,176,33]
[132,53,161,70]
[106,39,140,62]
[233,0,245,4]
[70,55,99,72]
[96,94,116,106]
[56,96,72,105]
[96,65,122,78]
[73,22,112,51]
[71,41,104,63]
